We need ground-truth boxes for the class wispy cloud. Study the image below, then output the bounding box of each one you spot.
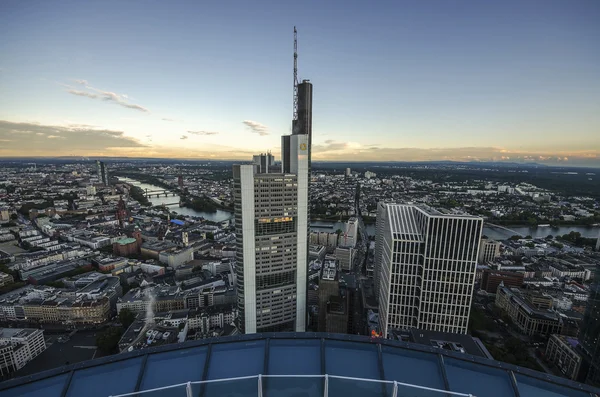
[68,89,98,99]
[64,81,149,112]
[162,118,175,122]
[187,130,219,136]
[180,135,188,140]
[243,120,269,136]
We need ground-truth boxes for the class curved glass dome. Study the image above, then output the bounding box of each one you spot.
[0,332,598,397]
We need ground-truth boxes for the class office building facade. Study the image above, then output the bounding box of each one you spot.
[375,203,483,336]
[478,238,501,263]
[234,134,309,334]
[96,160,109,186]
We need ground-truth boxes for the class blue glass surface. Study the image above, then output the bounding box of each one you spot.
[1,374,69,397]
[268,339,321,375]
[263,377,322,397]
[515,373,591,397]
[140,347,208,390]
[325,340,380,379]
[382,346,446,391]
[199,377,258,397]
[328,377,386,397]
[207,340,265,380]
[444,357,515,397]
[65,357,143,397]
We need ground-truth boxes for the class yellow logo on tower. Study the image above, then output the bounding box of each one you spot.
[300,143,307,151]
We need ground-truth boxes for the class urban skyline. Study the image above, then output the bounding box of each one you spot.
[1,1,600,166]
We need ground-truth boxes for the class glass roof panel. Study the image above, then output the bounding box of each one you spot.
[515,373,591,397]
[141,346,208,389]
[207,340,265,380]
[1,374,68,397]
[325,340,379,379]
[268,339,321,375]
[444,357,515,397]
[381,346,446,390]
[65,357,143,397]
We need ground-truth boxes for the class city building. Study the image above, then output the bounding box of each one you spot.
[0,328,46,376]
[481,270,524,293]
[234,70,310,333]
[579,265,600,387]
[2,333,598,397]
[233,147,308,333]
[318,261,339,332]
[545,334,585,382]
[0,207,9,222]
[375,203,483,336]
[334,246,355,272]
[495,286,562,336]
[0,273,14,287]
[345,167,351,176]
[478,238,501,263]
[252,153,275,174]
[159,246,194,268]
[96,160,109,186]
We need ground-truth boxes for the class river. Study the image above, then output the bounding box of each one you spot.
[118,177,233,222]
[311,220,600,240]
[119,177,600,239]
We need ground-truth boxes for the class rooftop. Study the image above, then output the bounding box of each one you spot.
[0,333,597,397]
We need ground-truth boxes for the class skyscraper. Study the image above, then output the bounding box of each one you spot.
[96,160,109,186]
[233,134,309,333]
[375,203,483,336]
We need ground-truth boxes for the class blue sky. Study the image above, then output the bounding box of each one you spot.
[1,0,599,165]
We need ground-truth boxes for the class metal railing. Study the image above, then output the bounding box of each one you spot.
[109,374,476,397]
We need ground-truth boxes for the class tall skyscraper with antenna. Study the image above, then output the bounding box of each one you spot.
[234,27,311,333]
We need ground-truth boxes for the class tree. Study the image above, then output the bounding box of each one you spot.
[509,235,521,241]
[118,308,136,329]
[545,235,553,240]
[525,235,532,239]
[10,213,18,221]
[206,232,214,240]
[96,327,124,354]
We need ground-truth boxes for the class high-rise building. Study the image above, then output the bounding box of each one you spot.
[375,203,483,336]
[478,238,501,263]
[580,265,600,387]
[252,152,275,174]
[96,160,109,186]
[233,133,309,333]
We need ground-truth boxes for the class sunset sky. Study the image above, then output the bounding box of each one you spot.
[1,0,599,166]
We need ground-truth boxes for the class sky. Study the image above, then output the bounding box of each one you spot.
[1,0,599,166]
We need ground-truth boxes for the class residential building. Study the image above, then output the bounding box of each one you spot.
[375,203,483,336]
[478,238,501,263]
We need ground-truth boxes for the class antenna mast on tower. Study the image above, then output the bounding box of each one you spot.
[293,26,298,121]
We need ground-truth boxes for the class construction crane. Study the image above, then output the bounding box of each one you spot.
[293,26,298,122]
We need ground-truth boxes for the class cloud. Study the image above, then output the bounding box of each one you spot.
[68,89,98,99]
[162,118,175,122]
[180,135,188,140]
[63,81,149,112]
[0,120,146,156]
[243,120,269,136]
[187,130,219,136]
